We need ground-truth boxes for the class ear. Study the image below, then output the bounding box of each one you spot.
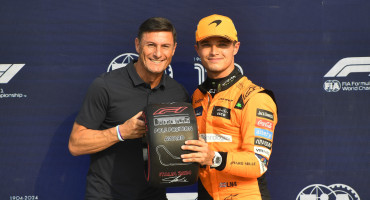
[172,42,177,56]
[194,44,199,55]
[233,42,240,56]
[135,38,140,53]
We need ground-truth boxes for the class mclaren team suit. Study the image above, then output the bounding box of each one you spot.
[192,68,278,200]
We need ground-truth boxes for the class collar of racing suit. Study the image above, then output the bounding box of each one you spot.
[198,67,243,95]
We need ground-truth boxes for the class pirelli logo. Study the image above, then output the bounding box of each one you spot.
[256,108,274,121]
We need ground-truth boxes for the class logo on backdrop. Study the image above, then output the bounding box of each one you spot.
[194,57,243,85]
[0,64,28,99]
[323,57,370,92]
[296,183,360,200]
[0,64,25,84]
[107,53,173,78]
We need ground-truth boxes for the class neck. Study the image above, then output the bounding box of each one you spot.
[134,62,163,89]
[207,65,235,79]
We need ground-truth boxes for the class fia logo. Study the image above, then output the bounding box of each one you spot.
[323,57,370,92]
[107,53,173,78]
[296,183,360,200]
[323,80,341,92]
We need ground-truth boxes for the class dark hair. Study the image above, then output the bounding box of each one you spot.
[137,17,177,43]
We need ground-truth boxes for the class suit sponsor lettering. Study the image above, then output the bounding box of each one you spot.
[218,97,233,102]
[194,98,203,104]
[219,182,238,188]
[255,118,274,131]
[230,161,256,166]
[211,106,231,120]
[254,146,271,158]
[200,133,232,142]
[256,108,274,121]
[221,75,236,87]
[254,128,273,140]
[254,138,272,149]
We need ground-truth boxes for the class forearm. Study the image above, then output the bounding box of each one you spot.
[219,151,266,178]
[68,122,119,156]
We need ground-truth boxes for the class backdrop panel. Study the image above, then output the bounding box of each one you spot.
[1,0,369,199]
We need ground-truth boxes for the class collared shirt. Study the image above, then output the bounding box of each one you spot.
[76,61,189,200]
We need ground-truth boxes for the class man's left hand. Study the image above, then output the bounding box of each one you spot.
[181,137,214,166]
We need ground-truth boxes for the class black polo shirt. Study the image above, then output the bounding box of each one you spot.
[76,61,189,200]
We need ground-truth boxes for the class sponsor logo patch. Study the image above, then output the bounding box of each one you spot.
[219,182,237,188]
[255,154,269,166]
[254,128,273,140]
[255,118,274,131]
[256,108,274,121]
[194,106,203,116]
[200,133,232,142]
[254,146,271,158]
[211,106,231,119]
[255,154,269,174]
[254,138,272,149]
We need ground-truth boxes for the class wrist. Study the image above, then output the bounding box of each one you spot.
[211,151,222,168]
[116,125,124,141]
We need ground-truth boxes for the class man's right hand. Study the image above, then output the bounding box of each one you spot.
[118,111,146,139]
[68,111,146,156]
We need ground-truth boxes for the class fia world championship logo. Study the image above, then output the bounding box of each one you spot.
[296,183,361,200]
[323,57,370,92]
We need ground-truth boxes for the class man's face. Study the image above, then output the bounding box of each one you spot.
[135,31,176,75]
[195,37,240,79]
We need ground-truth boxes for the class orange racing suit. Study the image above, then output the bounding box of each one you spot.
[192,68,278,200]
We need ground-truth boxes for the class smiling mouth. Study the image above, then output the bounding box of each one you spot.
[150,59,165,64]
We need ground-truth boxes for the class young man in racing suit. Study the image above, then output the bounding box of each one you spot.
[181,14,278,200]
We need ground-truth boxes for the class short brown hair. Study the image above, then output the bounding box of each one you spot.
[137,17,177,43]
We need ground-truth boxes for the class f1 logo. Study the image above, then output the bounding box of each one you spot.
[324,57,370,77]
[153,107,188,115]
[0,64,25,84]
